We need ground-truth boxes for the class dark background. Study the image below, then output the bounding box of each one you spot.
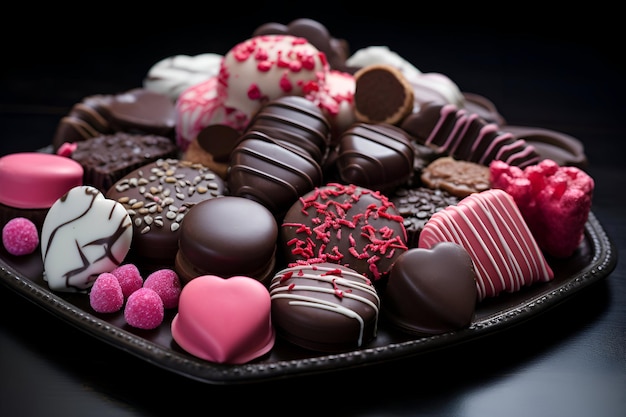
[1,8,625,417]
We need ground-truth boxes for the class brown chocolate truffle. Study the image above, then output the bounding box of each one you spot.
[175,196,278,285]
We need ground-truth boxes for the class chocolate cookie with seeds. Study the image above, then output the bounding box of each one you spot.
[105,158,225,273]
[391,186,460,248]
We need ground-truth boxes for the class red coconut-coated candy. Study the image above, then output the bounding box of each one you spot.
[90,273,124,313]
[143,269,182,309]
[2,217,39,256]
[490,159,594,258]
[110,263,143,298]
[124,287,164,330]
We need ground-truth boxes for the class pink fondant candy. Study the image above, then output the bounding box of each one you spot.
[171,275,275,364]
[111,263,143,298]
[489,159,594,258]
[124,287,164,330]
[143,268,182,309]
[0,152,83,209]
[89,273,124,313]
[2,217,39,256]
[418,188,554,301]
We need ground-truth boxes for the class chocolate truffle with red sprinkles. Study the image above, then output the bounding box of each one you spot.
[281,183,408,282]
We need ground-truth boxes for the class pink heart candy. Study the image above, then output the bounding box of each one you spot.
[171,275,275,364]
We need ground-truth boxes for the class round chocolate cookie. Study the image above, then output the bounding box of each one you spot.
[420,156,491,198]
[281,183,408,282]
[391,186,460,248]
[269,263,380,352]
[175,196,278,285]
[105,158,225,272]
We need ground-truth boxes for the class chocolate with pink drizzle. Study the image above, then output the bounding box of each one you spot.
[401,102,541,168]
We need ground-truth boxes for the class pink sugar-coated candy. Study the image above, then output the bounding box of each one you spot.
[143,268,182,309]
[111,263,144,298]
[89,273,124,313]
[2,217,39,256]
[490,159,594,258]
[124,287,164,330]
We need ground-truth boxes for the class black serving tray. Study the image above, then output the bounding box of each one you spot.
[0,211,617,384]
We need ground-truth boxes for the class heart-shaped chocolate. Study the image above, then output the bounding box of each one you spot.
[384,242,477,335]
[41,185,133,292]
[171,275,275,364]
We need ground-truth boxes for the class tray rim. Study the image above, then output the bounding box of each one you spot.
[0,211,618,384]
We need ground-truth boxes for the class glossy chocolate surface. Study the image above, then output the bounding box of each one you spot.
[228,131,324,219]
[335,122,415,192]
[175,196,278,284]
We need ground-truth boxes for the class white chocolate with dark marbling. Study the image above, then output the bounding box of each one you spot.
[41,186,133,292]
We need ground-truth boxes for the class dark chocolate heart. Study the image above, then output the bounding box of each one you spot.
[384,242,477,335]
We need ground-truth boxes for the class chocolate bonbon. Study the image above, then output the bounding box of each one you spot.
[174,196,278,285]
[335,122,415,192]
[171,274,276,364]
[401,102,540,168]
[281,183,408,282]
[270,263,380,352]
[52,88,176,151]
[384,242,477,335]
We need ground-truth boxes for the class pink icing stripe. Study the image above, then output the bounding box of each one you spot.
[476,125,506,165]
[440,109,468,154]
[425,104,458,149]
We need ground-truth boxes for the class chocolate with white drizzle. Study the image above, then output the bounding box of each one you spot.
[269,263,380,352]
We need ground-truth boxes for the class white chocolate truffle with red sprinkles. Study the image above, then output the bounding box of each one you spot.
[218,34,329,119]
